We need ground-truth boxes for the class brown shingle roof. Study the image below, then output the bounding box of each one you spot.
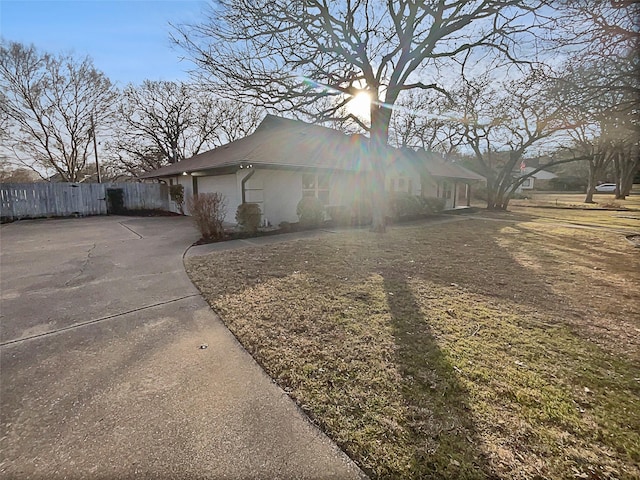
[139,115,484,182]
[401,150,485,181]
[138,115,371,178]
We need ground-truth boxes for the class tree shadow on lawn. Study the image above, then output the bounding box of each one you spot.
[383,272,498,479]
[186,215,640,478]
[478,221,640,356]
[376,217,639,478]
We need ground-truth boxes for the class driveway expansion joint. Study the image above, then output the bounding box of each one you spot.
[0,294,200,347]
[118,221,144,239]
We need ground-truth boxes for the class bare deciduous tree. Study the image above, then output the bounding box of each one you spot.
[547,1,639,200]
[109,80,263,175]
[174,0,546,231]
[552,58,639,202]
[0,41,116,181]
[456,72,572,209]
[550,0,639,58]
[388,91,464,157]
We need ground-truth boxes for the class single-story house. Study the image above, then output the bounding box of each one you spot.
[139,115,484,225]
[410,152,486,208]
[518,167,557,190]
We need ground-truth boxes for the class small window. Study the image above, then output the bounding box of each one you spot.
[398,178,406,190]
[302,173,316,190]
[302,172,331,205]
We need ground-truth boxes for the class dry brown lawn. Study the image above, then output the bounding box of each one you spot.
[186,207,640,479]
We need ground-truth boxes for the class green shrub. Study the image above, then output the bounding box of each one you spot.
[296,196,325,227]
[421,196,446,213]
[351,199,372,226]
[388,192,424,219]
[326,205,351,226]
[169,184,185,214]
[187,192,227,240]
[235,202,262,233]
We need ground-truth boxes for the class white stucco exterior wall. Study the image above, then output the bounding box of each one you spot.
[196,174,239,223]
[164,168,399,226]
[261,169,303,225]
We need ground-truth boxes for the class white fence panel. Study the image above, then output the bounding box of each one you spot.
[116,183,169,211]
[1,183,170,221]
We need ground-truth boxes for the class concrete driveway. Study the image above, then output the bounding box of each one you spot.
[0,216,365,479]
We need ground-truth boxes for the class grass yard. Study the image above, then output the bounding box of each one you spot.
[186,208,640,479]
[510,191,640,212]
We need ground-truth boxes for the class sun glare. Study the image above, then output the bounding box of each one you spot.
[347,91,372,119]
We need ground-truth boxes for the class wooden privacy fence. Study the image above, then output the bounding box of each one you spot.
[0,182,170,222]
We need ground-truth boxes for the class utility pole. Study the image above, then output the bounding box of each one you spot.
[91,114,101,183]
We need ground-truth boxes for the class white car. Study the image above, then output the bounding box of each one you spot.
[595,183,616,193]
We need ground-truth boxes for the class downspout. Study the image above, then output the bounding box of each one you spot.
[241,169,256,204]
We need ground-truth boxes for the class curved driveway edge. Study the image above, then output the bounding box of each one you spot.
[0,216,366,479]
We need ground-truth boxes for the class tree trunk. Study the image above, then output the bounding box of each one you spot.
[584,159,597,203]
[369,104,392,233]
[485,178,498,210]
[622,167,637,196]
[369,167,386,231]
[614,151,625,199]
[615,148,639,199]
[492,188,511,210]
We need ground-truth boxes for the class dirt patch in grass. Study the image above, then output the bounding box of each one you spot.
[186,211,640,479]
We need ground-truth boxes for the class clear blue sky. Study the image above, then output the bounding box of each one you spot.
[0,0,208,86]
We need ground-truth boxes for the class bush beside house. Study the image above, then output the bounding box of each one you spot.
[387,193,446,221]
[187,192,227,240]
[297,196,325,227]
[236,203,262,233]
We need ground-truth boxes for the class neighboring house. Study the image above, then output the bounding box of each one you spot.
[139,115,484,225]
[518,167,558,190]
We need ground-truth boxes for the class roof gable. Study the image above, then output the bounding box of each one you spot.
[139,115,484,183]
[139,115,371,178]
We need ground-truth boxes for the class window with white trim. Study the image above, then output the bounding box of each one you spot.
[302,173,330,205]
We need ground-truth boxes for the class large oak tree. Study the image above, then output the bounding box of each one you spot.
[174,0,545,231]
